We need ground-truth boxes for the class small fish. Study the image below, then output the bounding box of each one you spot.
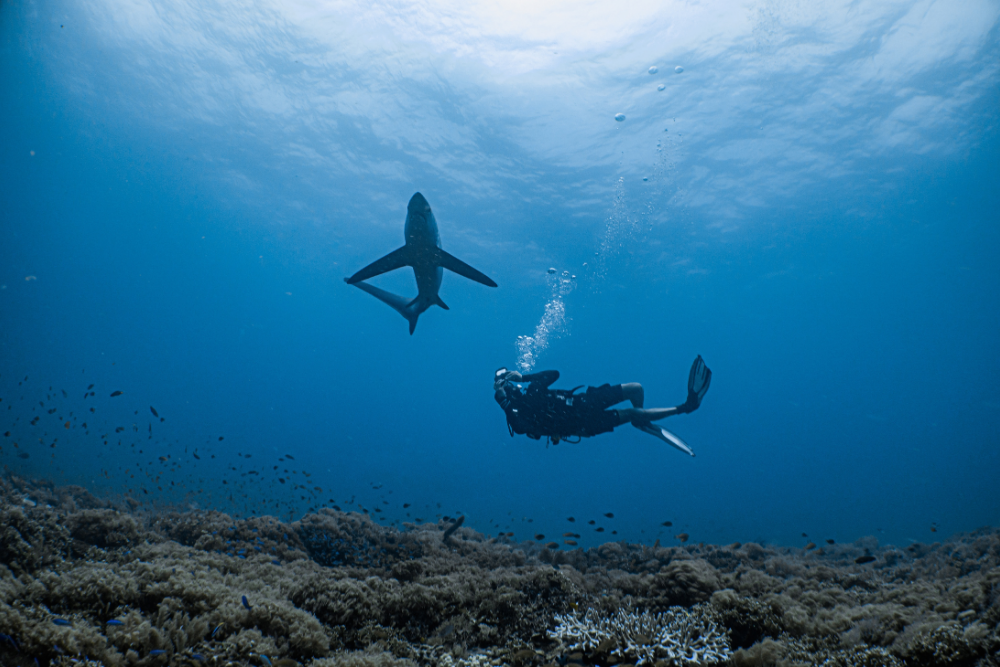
[661,521,673,527]
[61,389,67,398]
[855,555,876,564]
[260,656,273,667]
[285,454,294,459]
[567,517,575,522]
[159,456,168,462]
[604,512,614,518]
[149,649,165,656]
[545,542,559,549]
[826,539,835,545]
[675,533,689,543]
[211,624,223,638]
[191,655,206,662]
[801,532,808,537]
[242,595,252,611]
[3,431,8,437]
[595,527,604,532]
[150,406,158,417]
[564,539,578,546]
[110,391,123,397]
[588,520,595,525]
[930,526,937,533]
[106,619,124,626]
[562,532,576,537]
[218,436,224,441]
[64,421,70,429]
[805,542,816,551]
[271,559,281,565]
[193,451,200,460]
[17,452,28,459]
[534,534,544,540]
[88,384,94,390]
[403,503,411,508]
[52,619,71,626]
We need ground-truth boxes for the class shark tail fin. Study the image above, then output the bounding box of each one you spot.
[346,279,421,334]
[433,248,498,287]
[345,246,412,284]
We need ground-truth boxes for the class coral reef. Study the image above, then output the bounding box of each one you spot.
[549,605,731,665]
[0,473,999,667]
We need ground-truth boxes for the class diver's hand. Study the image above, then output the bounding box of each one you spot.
[506,371,522,383]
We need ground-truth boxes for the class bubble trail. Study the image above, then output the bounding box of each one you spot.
[515,270,576,373]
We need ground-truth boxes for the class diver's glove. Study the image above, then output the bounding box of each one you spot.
[494,368,522,392]
[676,355,712,414]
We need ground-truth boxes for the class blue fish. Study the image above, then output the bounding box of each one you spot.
[260,655,273,666]
[106,619,124,626]
[242,595,252,611]
[191,654,206,661]
[52,619,71,626]
[271,559,281,565]
[211,624,222,638]
[149,649,165,655]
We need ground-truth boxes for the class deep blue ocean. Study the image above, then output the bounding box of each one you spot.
[1,0,998,550]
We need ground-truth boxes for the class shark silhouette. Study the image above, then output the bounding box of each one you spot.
[345,192,497,334]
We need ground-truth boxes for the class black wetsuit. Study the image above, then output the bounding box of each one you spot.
[495,370,625,440]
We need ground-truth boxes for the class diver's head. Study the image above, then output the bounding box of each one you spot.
[494,367,511,391]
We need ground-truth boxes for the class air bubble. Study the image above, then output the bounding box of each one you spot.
[614,113,626,122]
[648,66,658,74]
[657,84,665,91]
[547,267,556,274]
[674,66,684,73]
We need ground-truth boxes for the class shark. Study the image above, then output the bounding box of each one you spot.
[344,192,497,334]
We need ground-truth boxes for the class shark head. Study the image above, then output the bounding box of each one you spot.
[407,192,431,215]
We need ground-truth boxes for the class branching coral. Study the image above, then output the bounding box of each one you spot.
[549,605,732,666]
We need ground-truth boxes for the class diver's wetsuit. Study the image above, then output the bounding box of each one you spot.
[494,370,625,441]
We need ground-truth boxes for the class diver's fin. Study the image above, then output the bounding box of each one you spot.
[434,295,449,310]
[633,421,695,457]
[684,355,712,410]
[346,279,420,334]
[345,246,412,284]
[433,248,498,287]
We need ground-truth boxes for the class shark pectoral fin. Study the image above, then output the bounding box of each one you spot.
[434,295,449,310]
[345,246,413,284]
[433,248,498,287]
[409,318,417,335]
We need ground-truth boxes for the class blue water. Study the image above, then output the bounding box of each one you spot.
[1,0,998,549]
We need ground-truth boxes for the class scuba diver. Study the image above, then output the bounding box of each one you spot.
[493,356,712,456]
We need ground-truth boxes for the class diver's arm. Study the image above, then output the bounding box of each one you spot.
[520,370,559,388]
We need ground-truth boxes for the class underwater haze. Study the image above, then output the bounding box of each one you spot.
[2,0,999,550]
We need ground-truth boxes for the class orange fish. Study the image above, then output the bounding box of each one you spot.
[675,533,689,543]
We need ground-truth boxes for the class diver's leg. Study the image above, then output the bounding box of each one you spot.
[615,406,681,424]
[621,383,644,408]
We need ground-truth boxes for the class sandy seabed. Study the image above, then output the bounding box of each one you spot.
[0,474,998,667]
